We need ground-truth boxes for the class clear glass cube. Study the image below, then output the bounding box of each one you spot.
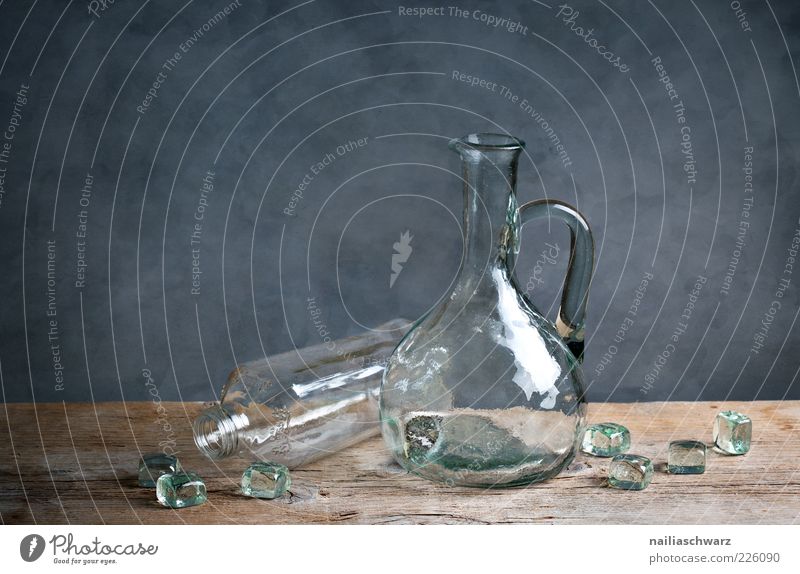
[581,422,630,457]
[156,471,207,508]
[608,454,653,490]
[241,462,291,499]
[713,411,751,455]
[668,440,706,474]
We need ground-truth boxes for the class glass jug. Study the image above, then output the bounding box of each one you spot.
[379,133,594,487]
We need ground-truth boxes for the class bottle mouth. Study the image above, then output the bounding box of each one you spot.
[192,405,241,459]
[449,133,525,152]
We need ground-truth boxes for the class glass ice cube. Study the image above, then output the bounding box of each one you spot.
[156,471,207,508]
[241,462,291,499]
[713,411,751,455]
[668,440,706,474]
[581,422,630,457]
[608,454,653,490]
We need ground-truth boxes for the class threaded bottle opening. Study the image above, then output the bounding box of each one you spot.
[193,405,240,459]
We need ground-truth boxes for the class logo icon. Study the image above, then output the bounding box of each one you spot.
[389,230,413,288]
[20,534,45,562]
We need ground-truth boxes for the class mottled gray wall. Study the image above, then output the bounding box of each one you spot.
[1,0,799,404]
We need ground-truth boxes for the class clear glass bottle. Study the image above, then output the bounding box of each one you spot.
[380,134,594,487]
[194,318,409,467]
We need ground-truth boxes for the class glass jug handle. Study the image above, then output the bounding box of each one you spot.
[516,199,594,361]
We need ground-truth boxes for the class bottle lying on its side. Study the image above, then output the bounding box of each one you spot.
[193,318,410,468]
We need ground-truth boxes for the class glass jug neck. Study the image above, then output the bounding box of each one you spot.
[451,134,523,282]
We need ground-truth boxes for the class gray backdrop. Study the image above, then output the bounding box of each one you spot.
[1,0,799,404]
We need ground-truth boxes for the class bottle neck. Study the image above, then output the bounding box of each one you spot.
[452,137,522,291]
[193,404,248,459]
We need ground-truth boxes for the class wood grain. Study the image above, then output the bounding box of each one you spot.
[1,400,798,524]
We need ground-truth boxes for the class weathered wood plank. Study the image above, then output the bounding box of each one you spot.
[1,401,798,524]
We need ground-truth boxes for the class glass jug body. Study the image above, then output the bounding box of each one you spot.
[379,134,594,487]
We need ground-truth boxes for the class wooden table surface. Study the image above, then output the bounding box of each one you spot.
[1,400,798,524]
